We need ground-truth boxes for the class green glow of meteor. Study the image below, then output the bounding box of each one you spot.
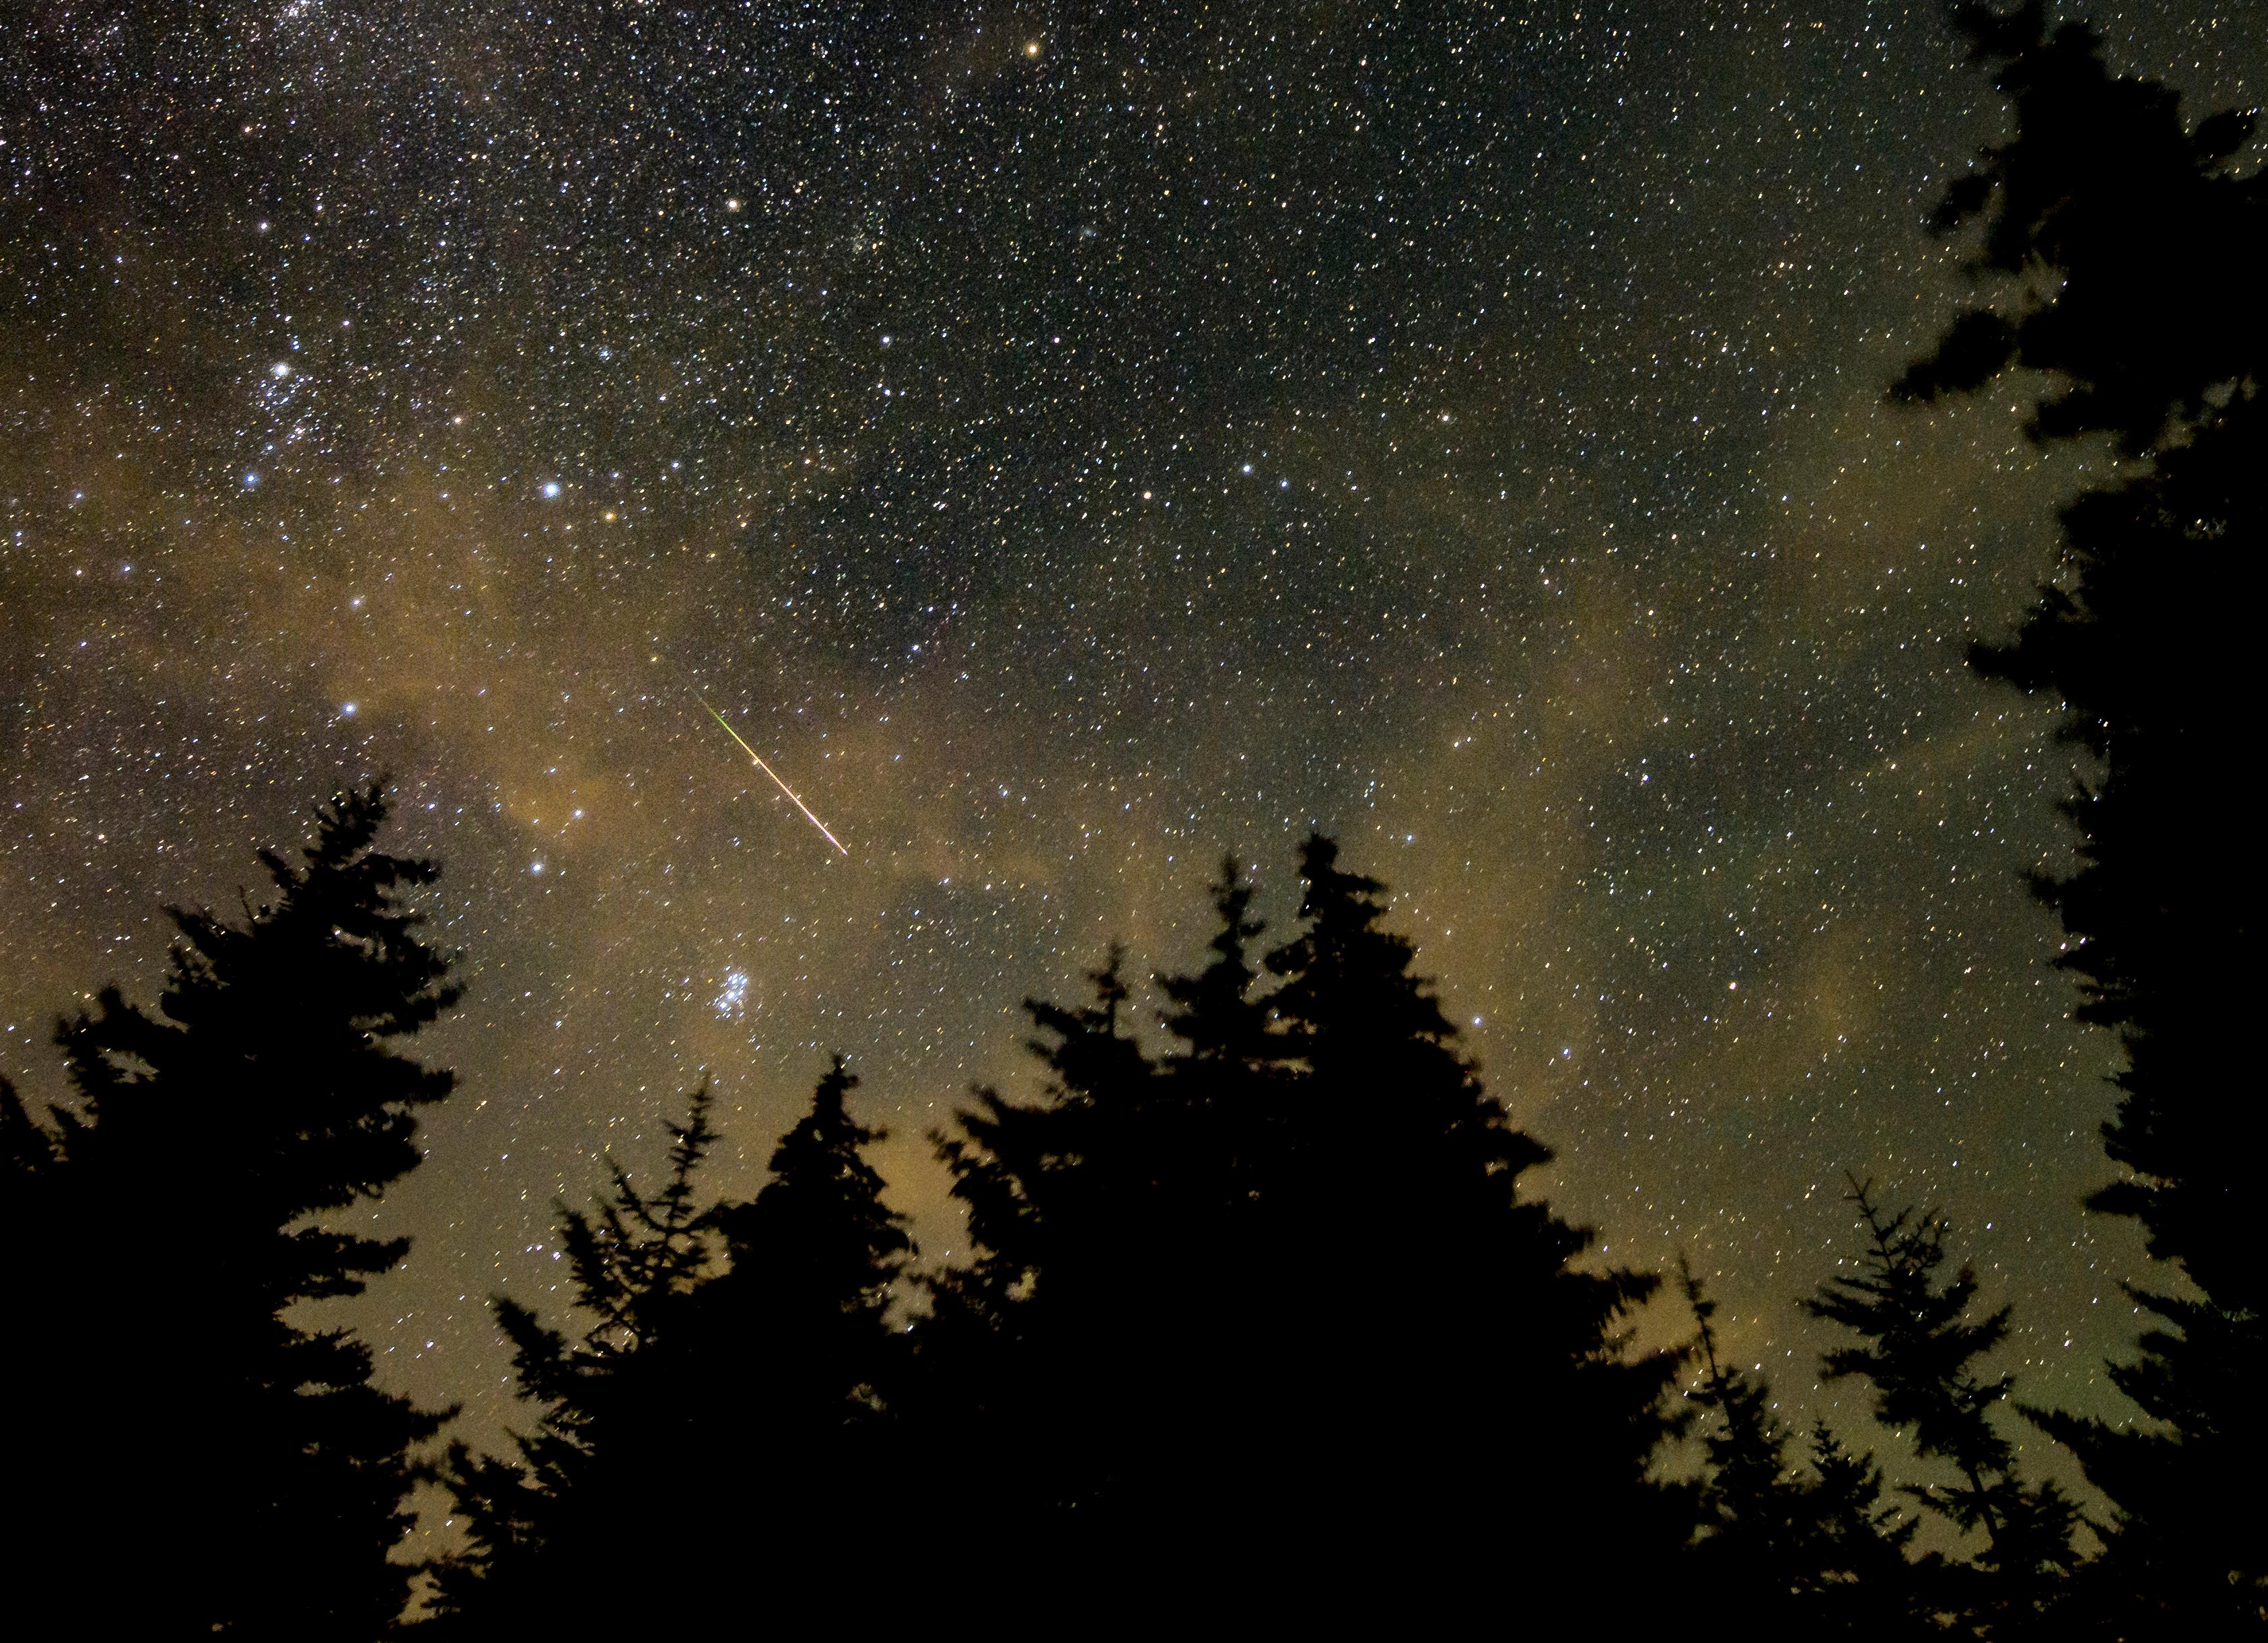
[699,697,851,856]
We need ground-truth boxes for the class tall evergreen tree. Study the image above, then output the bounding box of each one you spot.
[1804,1179,2078,1634]
[434,1063,913,1625]
[1262,835,1687,1584]
[3,783,459,1637]
[431,1087,721,1633]
[695,1055,914,1551]
[1895,8,2265,1625]
[1678,1260,1921,1638]
[919,947,1175,1543]
[923,838,1689,1609]
[0,1077,57,1175]
[1156,856,1273,1074]
[918,870,1304,1574]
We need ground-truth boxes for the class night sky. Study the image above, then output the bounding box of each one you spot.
[5,1,2258,1525]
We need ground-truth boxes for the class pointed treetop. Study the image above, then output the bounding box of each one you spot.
[1158,856,1270,1066]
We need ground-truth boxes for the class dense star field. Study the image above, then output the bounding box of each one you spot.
[2,1,2255,1525]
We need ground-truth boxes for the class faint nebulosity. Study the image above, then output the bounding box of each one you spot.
[3,2,2257,1512]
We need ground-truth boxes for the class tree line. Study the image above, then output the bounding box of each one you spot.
[0,798,2093,1636]
[2,8,2258,1636]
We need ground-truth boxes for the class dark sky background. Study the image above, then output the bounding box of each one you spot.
[5,0,2259,1541]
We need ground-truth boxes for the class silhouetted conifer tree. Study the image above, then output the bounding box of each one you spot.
[1141,857,1305,1546]
[695,1055,913,1555]
[923,838,1688,1610]
[2,783,458,1637]
[917,866,1318,1586]
[1680,1260,1921,1637]
[431,1086,717,1630]
[918,946,1173,1545]
[1269,835,1689,1587]
[1805,1179,2078,1634]
[434,1063,911,1625]
[1157,856,1274,1072]
[1897,9,2265,1626]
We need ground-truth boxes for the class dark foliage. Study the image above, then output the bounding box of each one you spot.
[920,841,1689,1610]
[1679,1259,1923,1636]
[2,784,459,1637]
[1804,1179,2079,1634]
[431,1063,911,1628]
[1897,7,2265,1628]
[695,1055,913,1547]
[1891,3,2265,454]
[429,1088,720,1631]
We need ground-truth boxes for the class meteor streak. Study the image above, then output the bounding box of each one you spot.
[698,697,851,856]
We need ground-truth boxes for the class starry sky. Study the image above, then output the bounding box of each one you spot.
[5,1,2259,1512]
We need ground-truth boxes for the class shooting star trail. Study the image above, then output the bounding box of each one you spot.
[698,697,851,856]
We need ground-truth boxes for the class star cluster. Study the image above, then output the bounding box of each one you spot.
[5,2,2258,1504]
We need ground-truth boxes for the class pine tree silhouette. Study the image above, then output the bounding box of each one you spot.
[1264,835,1687,1589]
[1891,3,2264,452]
[1895,8,2265,1625]
[434,1062,913,1625]
[431,1086,721,1632]
[1679,1259,1921,1637]
[1804,1178,2078,1632]
[2,783,460,1636]
[695,1055,913,1566]
[1157,855,1274,1073]
[921,837,1689,1611]
[914,870,1329,1590]
[0,1078,57,1175]
[918,946,1171,1549]
[1143,855,1305,1549]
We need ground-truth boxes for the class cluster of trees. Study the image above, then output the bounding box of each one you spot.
[0,798,2076,1634]
[1,6,2256,1636]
